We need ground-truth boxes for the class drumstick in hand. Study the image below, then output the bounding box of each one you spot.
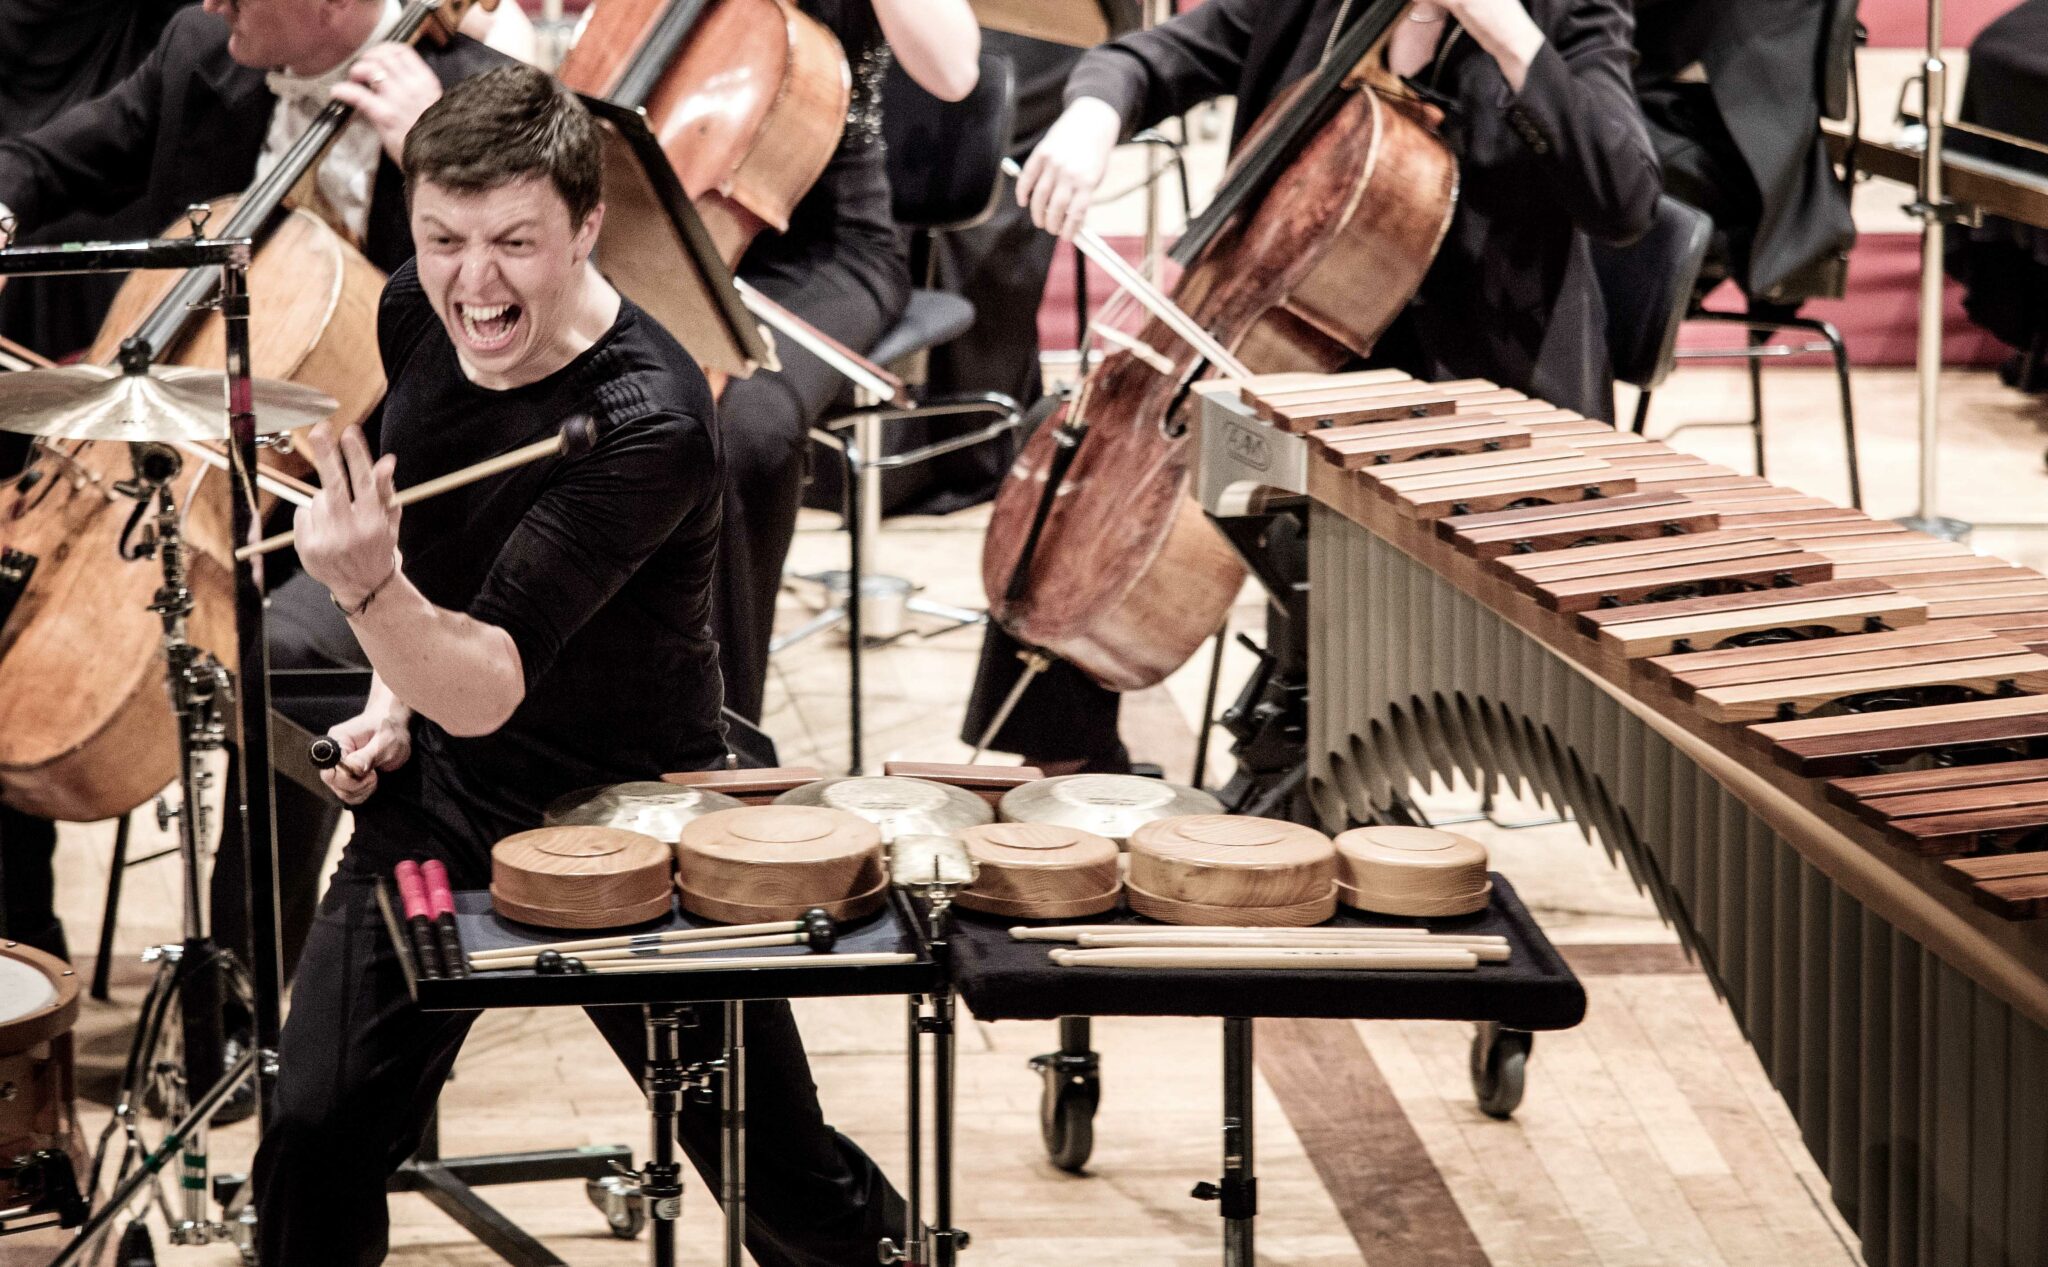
[234,415,597,560]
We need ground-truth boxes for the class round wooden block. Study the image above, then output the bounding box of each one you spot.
[676,805,885,916]
[955,822,1120,907]
[491,826,674,929]
[489,886,675,931]
[1126,814,1336,907]
[1124,880,1338,928]
[1333,825,1491,917]
[775,776,992,839]
[676,875,889,925]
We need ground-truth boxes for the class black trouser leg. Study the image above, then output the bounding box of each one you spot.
[586,1000,907,1267]
[0,806,64,960]
[253,868,478,1267]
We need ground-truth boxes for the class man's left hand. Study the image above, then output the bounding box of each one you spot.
[330,43,441,163]
[296,422,402,613]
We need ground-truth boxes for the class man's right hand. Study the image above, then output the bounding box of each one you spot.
[322,703,413,806]
[1016,96,1123,241]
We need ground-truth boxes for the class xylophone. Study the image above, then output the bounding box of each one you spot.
[1197,369,2048,1267]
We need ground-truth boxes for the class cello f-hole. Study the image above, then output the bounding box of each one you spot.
[1157,357,1209,441]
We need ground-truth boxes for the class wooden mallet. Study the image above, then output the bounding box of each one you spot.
[234,414,599,560]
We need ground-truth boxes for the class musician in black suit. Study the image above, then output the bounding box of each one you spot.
[1631,0,1857,307]
[966,0,1658,772]
[0,0,502,1012]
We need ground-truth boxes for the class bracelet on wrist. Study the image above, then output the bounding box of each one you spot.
[332,562,399,619]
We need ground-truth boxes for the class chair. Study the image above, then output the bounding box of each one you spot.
[1631,0,1864,508]
[778,50,1025,772]
[1594,194,1714,407]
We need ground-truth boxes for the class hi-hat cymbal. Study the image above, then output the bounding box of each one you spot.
[0,364,337,441]
[998,774,1223,844]
[542,781,745,843]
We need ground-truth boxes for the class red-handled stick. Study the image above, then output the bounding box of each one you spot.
[421,860,468,979]
[394,861,446,979]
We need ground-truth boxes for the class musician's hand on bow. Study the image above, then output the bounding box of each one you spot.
[321,698,413,806]
[296,422,402,615]
[1018,96,1123,241]
[330,42,442,162]
[1433,0,1545,91]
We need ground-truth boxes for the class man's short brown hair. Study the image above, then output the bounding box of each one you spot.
[403,65,602,224]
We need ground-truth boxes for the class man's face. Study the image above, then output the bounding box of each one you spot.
[204,0,335,71]
[410,176,603,387]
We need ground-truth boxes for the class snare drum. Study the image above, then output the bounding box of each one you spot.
[0,942,86,1223]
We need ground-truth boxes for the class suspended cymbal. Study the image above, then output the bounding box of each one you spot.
[774,776,993,840]
[0,364,337,441]
[542,781,745,844]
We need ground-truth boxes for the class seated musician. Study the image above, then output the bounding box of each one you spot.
[963,0,1659,773]
[255,66,906,1265]
[0,0,503,1010]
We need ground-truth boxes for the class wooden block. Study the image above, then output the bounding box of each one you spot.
[1532,553,1833,615]
[1581,581,1928,661]
[1944,851,2048,888]
[1883,805,2048,856]
[1496,530,1781,584]
[1654,626,2013,698]
[1522,418,1610,438]
[1718,507,1869,529]
[1371,450,1598,493]
[1312,423,1531,470]
[1751,694,2048,777]
[1927,594,2048,621]
[1260,379,1502,432]
[1236,368,1412,403]
[1912,580,2048,603]
[1775,521,1909,542]
[1312,410,1532,446]
[1849,776,2048,825]
[1807,539,1975,562]
[1443,498,1721,560]
[1664,473,1777,493]
[1466,399,1566,418]
[1832,560,2027,584]
[1971,873,2048,919]
[1689,652,2048,724]
[1828,757,2048,811]
[1396,469,1638,520]
[1676,483,1808,503]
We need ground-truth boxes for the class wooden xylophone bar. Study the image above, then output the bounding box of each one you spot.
[1196,370,2048,1267]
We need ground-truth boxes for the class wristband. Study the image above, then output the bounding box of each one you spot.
[333,561,399,618]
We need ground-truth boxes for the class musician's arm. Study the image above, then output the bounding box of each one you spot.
[873,0,980,102]
[1467,0,1659,244]
[1061,0,1255,138]
[0,17,169,232]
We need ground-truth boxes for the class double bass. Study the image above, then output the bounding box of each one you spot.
[981,0,1456,690]
[0,0,492,822]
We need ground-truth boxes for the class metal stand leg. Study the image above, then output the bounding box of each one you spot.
[386,1108,628,1267]
[844,439,865,775]
[721,1000,745,1267]
[91,814,132,1002]
[1191,1018,1257,1266]
[1630,389,1654,436]
[643,1005,684,1267]
[1745,330,1767,478]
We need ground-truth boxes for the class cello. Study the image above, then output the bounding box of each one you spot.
[980,0,1456,691]
[0,0,492,822]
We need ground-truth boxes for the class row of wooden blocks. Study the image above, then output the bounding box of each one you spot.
[1226,370,2048,920]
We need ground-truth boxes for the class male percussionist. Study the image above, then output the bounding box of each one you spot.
[256,65,907,1266]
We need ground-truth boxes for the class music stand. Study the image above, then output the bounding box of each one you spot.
[579,94,768,377]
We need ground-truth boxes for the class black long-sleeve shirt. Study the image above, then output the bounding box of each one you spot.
[350,263,727,881]
[1063,0,1659,421]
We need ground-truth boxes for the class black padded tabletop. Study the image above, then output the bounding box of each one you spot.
[377,883,941,1011]
[946,873,1585,1030]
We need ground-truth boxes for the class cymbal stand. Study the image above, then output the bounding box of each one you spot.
[0,233,283,1264]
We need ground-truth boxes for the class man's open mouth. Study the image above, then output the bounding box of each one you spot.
[455,302,522,353]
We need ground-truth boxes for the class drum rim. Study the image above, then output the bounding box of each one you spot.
[0,941,81,1055]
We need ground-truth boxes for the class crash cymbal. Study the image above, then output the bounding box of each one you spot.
[0,364,336,441]
[997,774,1222,844]
[542,781,745,843]
[773,776,993,840]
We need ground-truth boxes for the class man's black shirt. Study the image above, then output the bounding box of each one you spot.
[350,261,725,882]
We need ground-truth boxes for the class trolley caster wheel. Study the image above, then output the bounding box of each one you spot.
[1030,1053,1099,1172]
[117,1220,157,1267]
[586,1175,645,1240]
[1470,1022,1531,1120]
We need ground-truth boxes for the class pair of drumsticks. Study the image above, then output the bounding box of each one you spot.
[1011,924,1510,971]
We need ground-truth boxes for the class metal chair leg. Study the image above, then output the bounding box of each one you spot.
[1746,331,1767,479]
[1818,317,1863,509]
[1630,389,1654,436]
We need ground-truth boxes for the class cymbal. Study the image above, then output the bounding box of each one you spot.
[542,781,745,843]
[998,774,1223,844]
[0,364,337,441]
[774,776,993,840]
